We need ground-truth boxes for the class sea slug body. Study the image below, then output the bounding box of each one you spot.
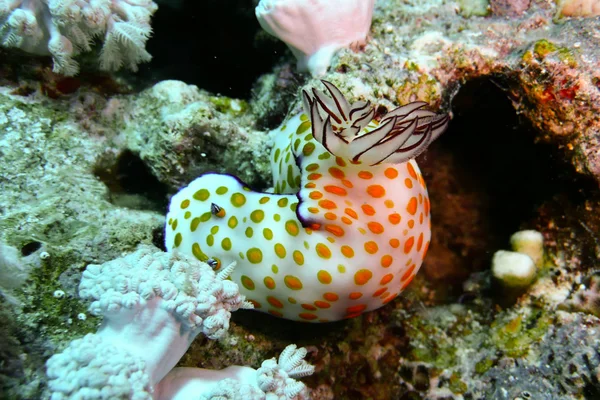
[165,81,449,322]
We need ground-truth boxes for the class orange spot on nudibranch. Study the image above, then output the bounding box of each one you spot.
[380,255,393,268]
[346,304,367,314]
[404,236,415,253]
[367,185,386,198]
[341,245,354,258]
[335,157,346,167]
[384,168,398,179]
[324,212,337,220]
[361,204,376,216]
[404,178,413,188]
[317,269,332,284]
[316,244,332,259]
[364,241,378,254]
[324,185,347,196]
[402,264,416,281]
[349,292,363,300]
[417,233,424,251]
[323,292,339,302]
[401,274,415,290]
[301,303,317,311]
[325,224,345,237]
[383,293,398,304]
[319,199,337,209]
[341,179,354,188]
[358,171,373,179]
[367,222,384,234]
[407,197,418,215]
[407,163,418,179]
[309,191,323,200]
[388,213,401,225]
[314,301,330,309]
[341,216,353,225]
[354,269,373,285]
[389,238,400,248]
[372,287,387,297]
[299,312,318,320]
[328,167,345,179]
[267,296,284,308]
[345,208,358,219]
[380,273,394,285]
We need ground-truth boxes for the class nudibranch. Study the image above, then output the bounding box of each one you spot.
[165,81,449,322]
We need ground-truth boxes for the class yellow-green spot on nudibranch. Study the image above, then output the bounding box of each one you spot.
[250,209,265,223]
[193,189,210,201]
[284,275,303,290]
[192,242,207,261]
[174,233,182,247]
[277,198,288,207]
[221,237,232,251]
[274,243,286,258]
[241,275,255,290]
[165,80,448,322]
[246,248,263,264]
[230,192,246,207]
[263,228,273,240]
[285,220,299,236]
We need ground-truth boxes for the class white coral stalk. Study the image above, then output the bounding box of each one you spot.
[255,0,375,77]
[154,344,314,400]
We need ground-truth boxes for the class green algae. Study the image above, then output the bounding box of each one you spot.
[490,309,553,358]
[522,40,577,68]
[208,96,249,116]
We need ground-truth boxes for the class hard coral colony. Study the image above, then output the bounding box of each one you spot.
[166,81,449,322]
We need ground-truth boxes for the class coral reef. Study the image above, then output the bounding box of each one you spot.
[1,0,600,399]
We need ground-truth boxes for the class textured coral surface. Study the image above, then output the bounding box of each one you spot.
[1,0,600,399]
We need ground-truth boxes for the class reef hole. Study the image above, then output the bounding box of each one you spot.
[417,77,591,287]
[141,0,288,99]
[20,241,42,256]
[93,150,168,212]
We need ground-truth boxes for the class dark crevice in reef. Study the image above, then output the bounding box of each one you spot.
[418,77,597,286]
[94,150,169,213]
[139,0,288,99]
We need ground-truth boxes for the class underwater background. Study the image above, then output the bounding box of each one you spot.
[1,0,600,399]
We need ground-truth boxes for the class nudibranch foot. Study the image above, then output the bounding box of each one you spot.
[166,81,449,322]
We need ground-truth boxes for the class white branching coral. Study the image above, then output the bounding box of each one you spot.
[0,0,157,76]
[46,246,314,400]
[255,0,375,77]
